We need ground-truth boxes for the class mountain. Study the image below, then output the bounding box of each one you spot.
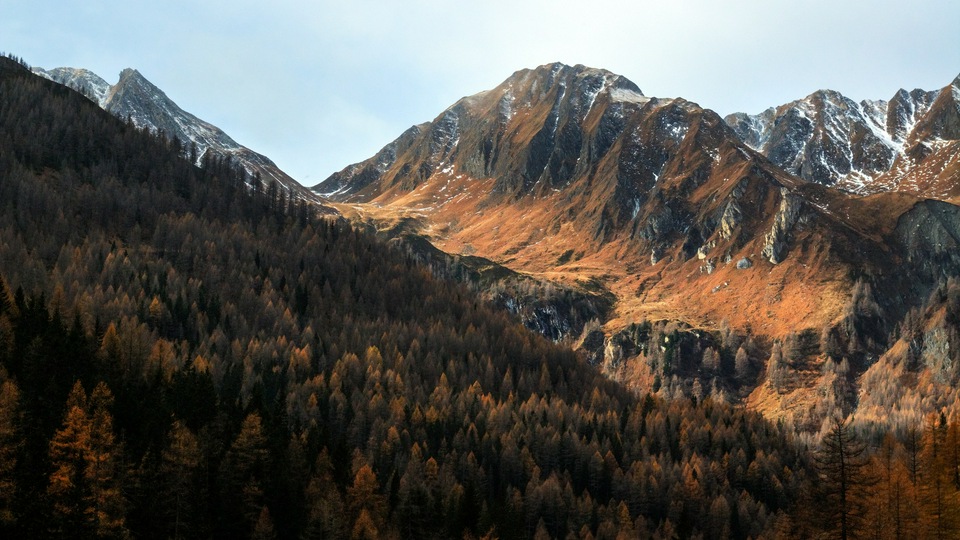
[315,63,960,429]
[7,52,960,538]
[0,54,819,540]
[725,75,960,201]
[33,66,327,205]
[315,63,958,335]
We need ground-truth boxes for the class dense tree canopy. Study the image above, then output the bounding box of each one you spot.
[3,54,959,539]
[0,54,821,539]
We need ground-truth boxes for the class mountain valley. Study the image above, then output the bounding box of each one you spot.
[3,50,960,538]
[316,63,960,430]
[0,54,815,539]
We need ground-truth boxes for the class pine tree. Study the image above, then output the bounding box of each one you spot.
[814,418,874,539]
[160,420,203,539]
[48,382,92,536]
[219,412,270,537]
[302,449,346,539]
[251,506,277,540]
[701,347,721,373]
[707,494,731,540]
[919,414,960,539]
[347,464,384,534]
[767,341,787,392]
[84,382,127,537]
[735,346,751,382]
[0,378,21,528]
[350,508,378,540]
[48,382,128,537]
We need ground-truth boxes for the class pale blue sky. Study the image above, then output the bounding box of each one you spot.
[2,0,958,185]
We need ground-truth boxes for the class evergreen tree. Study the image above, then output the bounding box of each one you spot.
[767,341,787,392]
[0,378,21,528]
[919,415,960,539]
[347,464,384,536]
[84,382,127,537]
[219,412,270,537]
[734,346,751,382]
[159,420,203,539]
[48,382,92,536]
[251,506,277,540]
[302,449,347,539]
[47,382,127,537]
[814,418,874,539]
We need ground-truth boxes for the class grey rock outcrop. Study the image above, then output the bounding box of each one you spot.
[894,200,960,264]
[719,200,742,240]
[761,188,803,264]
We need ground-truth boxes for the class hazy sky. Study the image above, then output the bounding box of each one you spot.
[3,1,958,186]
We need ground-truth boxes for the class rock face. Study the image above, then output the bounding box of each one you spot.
[718,178,749,240]
[313,62,960,352]
[876,77,960,197]
[318,124,425,198]
[34,67,324,204]
[317,63,653,200]
[725,75,960,202]
[313,63,801,258]
[312,62,960,430]
[894,200,960,267]
[761,188,804,264]
[726,90,902,190]
[887,88,940,142]
[725,108,775,150]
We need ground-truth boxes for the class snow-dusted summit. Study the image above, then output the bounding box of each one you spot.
[34,66,323,204]
[311,61,960,364]
[725,75,959,199]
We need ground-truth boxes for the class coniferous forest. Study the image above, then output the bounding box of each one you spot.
[3,54,960,539]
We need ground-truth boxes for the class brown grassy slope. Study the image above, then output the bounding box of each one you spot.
[321,65,958,341]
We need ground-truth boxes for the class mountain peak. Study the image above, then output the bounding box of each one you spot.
[317,62,662,200]
[530,61,610,77]
[503,62,644,100]
[33,67,111,105]
[119,67,141,78]
[538,61,571,73]
[809,88,843,99]
[114,68,161,96]
[724,72,960,201]
[49,67,102,80]
[33,63,326,206]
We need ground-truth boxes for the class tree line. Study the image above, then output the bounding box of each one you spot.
[1,53,957,539]
[0,54,820,538]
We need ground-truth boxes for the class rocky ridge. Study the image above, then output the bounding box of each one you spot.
[725,75,960,201]
[34,66,326,205]
[315,63,960,429]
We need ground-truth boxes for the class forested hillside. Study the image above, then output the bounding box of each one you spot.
[313,62,960,438]
[0,54,812,539]
[2,53,959,539]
